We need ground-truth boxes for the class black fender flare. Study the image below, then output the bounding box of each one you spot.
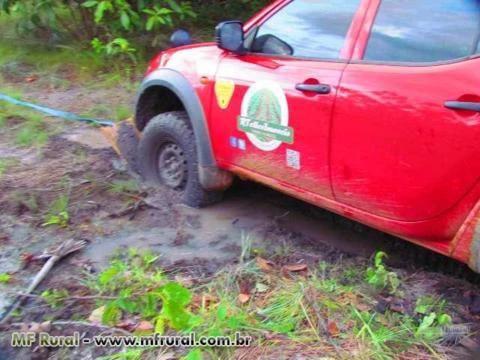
[135,68,232,191]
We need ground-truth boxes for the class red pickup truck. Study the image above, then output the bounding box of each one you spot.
[134,0,480,273]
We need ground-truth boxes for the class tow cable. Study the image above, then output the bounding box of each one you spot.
[0,93,115,127]
[0,92,140,170]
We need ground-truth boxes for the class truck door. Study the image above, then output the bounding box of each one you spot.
[331,0,480,222]
[209,0,362,200]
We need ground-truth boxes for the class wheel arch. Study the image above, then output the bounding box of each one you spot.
[135,68,232,191]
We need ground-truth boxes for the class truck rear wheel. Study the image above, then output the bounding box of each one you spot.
[139,111,223,207]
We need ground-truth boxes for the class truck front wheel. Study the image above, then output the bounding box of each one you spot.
[138,111,223,207]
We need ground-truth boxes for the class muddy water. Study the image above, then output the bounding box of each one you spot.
[84,193,380,269]
[62,127,111,150]
[59,125,381,268]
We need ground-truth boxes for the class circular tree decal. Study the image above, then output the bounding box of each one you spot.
[239,81,293,152]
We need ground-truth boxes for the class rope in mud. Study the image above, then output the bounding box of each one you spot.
[0,93,114,127]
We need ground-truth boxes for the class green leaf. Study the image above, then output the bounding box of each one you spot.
[141,292,159,318]
[155,316,165,335]
[374,251,388,267]
[120,11,130,30]
[102,302,121,325]
[99,266,120,286]
[116,298,137,313]
[82,0,98,8]
[160,282,192,306]
[146,16,155,31]
[437,313,452,326]
[217,303,227,321]
[167,0,181,13]
[0,273,11,283]
[94,1,113,23]
[416,312,436,335]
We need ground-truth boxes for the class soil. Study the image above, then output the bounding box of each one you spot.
[0,76,479,360]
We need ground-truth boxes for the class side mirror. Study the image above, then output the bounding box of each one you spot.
[170,28,193,48]
[215,21,245,55]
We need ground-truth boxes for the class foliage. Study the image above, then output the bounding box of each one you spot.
[0,0,196,60]
[0,273,12,283]
[88,250,200,332]
[42,193,70,227]
[34,247,458,359]
[91,37,136,62]
[0,0,271,60]
[41,289,69,308]
[366,251,400,294]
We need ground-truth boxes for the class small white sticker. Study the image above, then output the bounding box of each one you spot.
[238,139,246,151]
[286,149,300,170]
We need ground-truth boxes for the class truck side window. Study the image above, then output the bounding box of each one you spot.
[250,0,360,59]
[364,0,480,63]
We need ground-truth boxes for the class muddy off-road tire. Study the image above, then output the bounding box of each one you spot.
[139,111,223,207]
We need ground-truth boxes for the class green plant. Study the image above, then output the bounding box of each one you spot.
[83,0,195,59]
[42,193,70,227]
[414,296,452,341]
[258,282,307,334]
[366,252,400,294]
[41,289,69,308]
[0,273,12,283]
[1,0,197,60]
[415,311,452,341]
[91,37,136,62]
[88,249,200,333]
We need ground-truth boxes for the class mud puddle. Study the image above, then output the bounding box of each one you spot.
[62,127,111,150]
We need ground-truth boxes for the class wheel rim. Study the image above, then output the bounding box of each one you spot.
[157,142,187,189]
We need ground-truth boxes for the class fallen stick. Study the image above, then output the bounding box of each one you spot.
[0,239,88,324]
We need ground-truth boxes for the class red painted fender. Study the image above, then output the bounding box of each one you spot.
[451,201,480,272]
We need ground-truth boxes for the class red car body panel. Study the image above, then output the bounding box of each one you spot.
[142,0,480,270]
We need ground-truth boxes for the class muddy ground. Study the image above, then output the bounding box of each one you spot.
[0,79,479,359]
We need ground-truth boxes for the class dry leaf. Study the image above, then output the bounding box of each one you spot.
[40,321,52,332]
[355,303,371,312]
[25,76,38,83]
[256,257,275,272]
[238,293,250,304]
[284,264,308,272]
[88,305,105,325]
[327,320,339,336]
[136,320,154,332]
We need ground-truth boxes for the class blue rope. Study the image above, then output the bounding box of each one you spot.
[0,93,114,127]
